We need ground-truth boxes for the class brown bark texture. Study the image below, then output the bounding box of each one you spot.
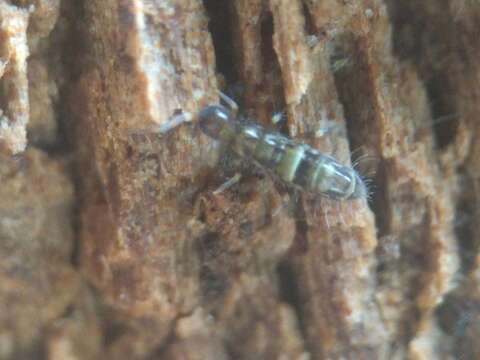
[1,0,480,359]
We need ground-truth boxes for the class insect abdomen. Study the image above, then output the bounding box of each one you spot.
[231,122,366,200]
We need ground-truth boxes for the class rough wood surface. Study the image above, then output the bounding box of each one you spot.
[1,0,480,359]
[0,2,29,154]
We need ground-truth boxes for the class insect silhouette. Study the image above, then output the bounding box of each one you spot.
[194,93,368,201]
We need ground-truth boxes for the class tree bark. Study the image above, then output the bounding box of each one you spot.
[1,0,480,359]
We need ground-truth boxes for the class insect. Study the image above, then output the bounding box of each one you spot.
[193,93,367,200]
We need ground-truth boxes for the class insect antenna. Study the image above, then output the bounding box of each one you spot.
[129,110,194,136]
[156,111,194,134]
[218,91,239,117]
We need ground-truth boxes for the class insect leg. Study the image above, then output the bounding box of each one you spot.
[336,201,347,227]
[313,109,346,139]
[213,173,242,194]
[324,205,331,229]
[271,110,286,125]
